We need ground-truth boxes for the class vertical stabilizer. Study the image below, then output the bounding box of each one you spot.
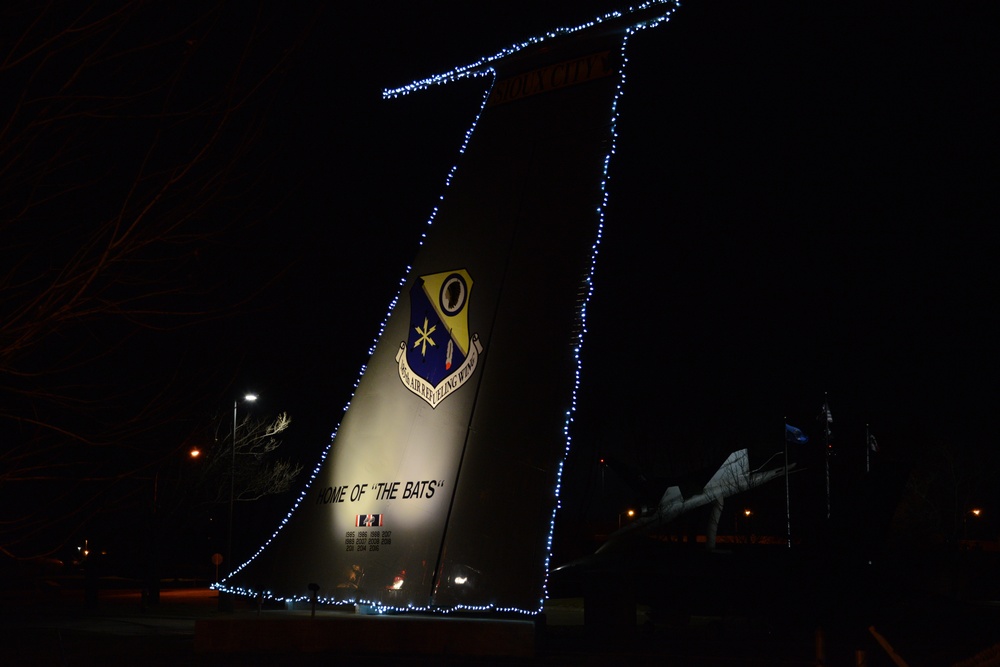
[706,449,749,490]
[217,4,680,614]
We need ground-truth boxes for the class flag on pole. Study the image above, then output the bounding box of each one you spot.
[785,424,809,444]
[868,432,879,453]
[819,399,833,424]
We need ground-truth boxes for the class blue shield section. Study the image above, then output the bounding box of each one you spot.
[406,277,468,388]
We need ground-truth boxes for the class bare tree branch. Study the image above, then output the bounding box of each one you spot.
[189,411,302,507]
[0,1,317,559]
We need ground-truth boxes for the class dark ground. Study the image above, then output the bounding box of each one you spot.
[1,545,998,666]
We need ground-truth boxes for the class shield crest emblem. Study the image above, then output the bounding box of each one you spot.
[396,269,483,408]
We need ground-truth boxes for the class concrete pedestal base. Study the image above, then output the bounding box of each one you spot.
[195,611,535,658]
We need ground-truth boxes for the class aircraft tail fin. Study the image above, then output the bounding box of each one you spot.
[659,485,683,510]
[706,449,749,490]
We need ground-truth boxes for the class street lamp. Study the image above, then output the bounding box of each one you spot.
[222,393,256,610]
[963,507,983,543]
[148,445,204,607]
[735,508,753,538]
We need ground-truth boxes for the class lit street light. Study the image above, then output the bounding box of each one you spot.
[735,508,753,540]
[146,445,204,606]
[221,393,257,611]
[963,507,983,543]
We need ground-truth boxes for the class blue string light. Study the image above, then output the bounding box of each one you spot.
[214,1,680,616]
[382,1,678,100]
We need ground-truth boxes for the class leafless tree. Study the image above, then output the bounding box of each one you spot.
[199,411,303,505]
[0,2,317,559]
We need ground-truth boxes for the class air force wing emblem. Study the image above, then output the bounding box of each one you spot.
[396,269,483,408]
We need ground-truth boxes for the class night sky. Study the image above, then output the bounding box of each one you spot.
[225,1,997,544]
[257,4,997,466]
[3,1,997,559]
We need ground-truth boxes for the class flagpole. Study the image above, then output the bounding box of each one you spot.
[823,393,831,520]
[865,423,870,474]
[784,418,791,548]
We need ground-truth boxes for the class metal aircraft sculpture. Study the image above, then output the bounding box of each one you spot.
[595,449,794,555]
[216,2,684,614]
